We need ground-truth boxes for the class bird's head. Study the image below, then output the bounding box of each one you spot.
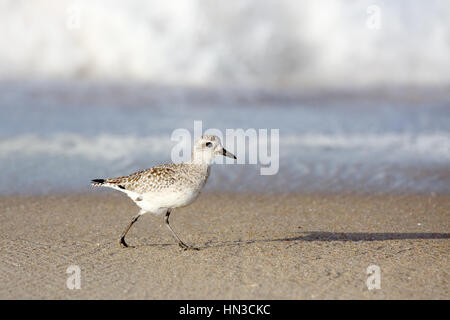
[191,135,236,164]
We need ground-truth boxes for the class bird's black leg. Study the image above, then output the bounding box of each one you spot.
[164,209,199,250]
[119,213,141,248]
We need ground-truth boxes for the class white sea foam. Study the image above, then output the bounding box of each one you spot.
[0,0,449,87]
[1,132,448,162]
[281,132,450,161]
[0,134,170,160]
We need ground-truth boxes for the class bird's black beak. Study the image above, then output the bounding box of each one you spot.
[222,148,237,159]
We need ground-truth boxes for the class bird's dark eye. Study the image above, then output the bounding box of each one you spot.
[206,142,212,148]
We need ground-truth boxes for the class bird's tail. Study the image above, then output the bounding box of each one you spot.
[91,179,106,186]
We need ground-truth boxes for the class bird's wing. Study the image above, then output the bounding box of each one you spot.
[103,164,179,194]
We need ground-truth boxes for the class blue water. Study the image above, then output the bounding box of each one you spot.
[0,82,449,194]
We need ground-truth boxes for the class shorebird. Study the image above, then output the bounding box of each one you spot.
[91,135,236,250]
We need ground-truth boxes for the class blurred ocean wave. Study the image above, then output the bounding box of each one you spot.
[0,82,448,194]
[0,0,449,88]
[1,132,448,194]
[1,132,449,161]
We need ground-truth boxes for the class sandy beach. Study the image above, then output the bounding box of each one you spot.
[0,192,448,299]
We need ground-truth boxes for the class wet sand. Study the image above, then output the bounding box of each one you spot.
[0,192,448,299]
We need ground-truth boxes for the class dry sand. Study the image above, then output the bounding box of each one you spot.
[0,192,448,299]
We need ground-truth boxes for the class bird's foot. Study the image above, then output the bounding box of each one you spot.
[178,241,199,251]
[119,237,130,248]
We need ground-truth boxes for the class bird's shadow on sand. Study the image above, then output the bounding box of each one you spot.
[203,231,450,249]
[139,231,450,250]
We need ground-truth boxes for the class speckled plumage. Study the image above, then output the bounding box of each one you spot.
[95,163,210,194]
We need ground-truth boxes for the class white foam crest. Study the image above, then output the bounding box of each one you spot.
[1,132,448,162]
[0,134,171,160]
[0,0,449,87]
[281,132,450,160]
